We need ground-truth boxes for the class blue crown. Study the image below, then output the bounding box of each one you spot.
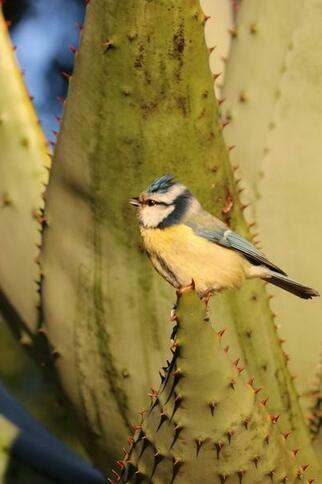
[146,175,176,194]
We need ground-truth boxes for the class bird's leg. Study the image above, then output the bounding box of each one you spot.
[176,279,195,297]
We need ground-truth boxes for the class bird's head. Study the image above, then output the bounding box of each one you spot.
[129,175,199,229]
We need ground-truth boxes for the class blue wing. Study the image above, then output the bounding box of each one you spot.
[185,213,286,276]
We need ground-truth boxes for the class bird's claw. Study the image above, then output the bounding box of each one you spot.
[176,279,195,297]
[201,289,214,307]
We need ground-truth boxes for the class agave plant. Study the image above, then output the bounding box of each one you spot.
[0,0,321,482]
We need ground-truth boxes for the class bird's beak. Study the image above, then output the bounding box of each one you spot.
[129,197,140,207]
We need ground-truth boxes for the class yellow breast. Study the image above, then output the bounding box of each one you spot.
[141,225,249,295]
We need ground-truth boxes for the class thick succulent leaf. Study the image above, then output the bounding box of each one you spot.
[119,290,301,483]
[0,8,51,331]
[222,0,304,210]
[41,0,237,467]
[41,0,321,478]
[222,0,322,415]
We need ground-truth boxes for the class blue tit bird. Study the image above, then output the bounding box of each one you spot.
[129,175,319,299]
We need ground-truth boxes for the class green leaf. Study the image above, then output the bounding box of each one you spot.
[0,8,51,332]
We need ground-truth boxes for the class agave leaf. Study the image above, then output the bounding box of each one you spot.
[222,0,322,416]
[119,290,300,483]
[201,0,234,97]
[0,7,51,332]
[41,0,321,478]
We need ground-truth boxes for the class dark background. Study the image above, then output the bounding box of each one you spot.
[3,0,86,140]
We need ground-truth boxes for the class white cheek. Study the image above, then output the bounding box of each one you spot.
[139,206,174,228]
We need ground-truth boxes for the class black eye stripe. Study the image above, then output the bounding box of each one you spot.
[145,200,171,207]
[155,201,171,206]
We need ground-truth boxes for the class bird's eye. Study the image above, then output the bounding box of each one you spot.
[147,199,156,206]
